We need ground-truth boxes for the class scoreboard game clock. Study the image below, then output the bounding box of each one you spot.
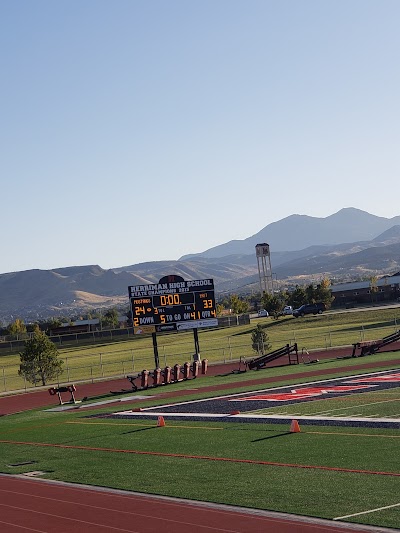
[128,277,218,333]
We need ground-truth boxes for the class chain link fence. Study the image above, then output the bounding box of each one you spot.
[1,319,399,393]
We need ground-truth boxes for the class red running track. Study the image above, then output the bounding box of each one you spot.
[1,349,399,416]
[0,475,382,533]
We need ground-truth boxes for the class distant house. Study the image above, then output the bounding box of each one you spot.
[49,316,129,336]
[49,319,99,336]
[331,272,400,307]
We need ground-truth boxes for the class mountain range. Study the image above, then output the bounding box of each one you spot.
[181,207,400,259]
[2,208,400,323]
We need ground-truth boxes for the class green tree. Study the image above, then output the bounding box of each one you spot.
[19,329,63,386]
[216,303,225,317]
[26,322,40,333]
[369,276,378,303]
[7,318,27,336]
[279,290,290,304]
[251,324,271,355]
[102,308,119,329]
[287,286,307,309]
[305,283,316,303]
[261,293,285,318]
[41,318,63,335]
[49,317,62,329]
[314,277,335,308]
[229,294,249,315]
[248,292,263,312]
[218,296,231,309]
[287,280,334,310]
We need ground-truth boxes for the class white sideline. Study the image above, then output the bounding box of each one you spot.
[112,411,400,424]
[334,502,400,520]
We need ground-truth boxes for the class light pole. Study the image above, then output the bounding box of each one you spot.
[272,273,278,292]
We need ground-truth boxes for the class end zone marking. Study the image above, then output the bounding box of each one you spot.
[140,369,400,413]
[334,502,400,520]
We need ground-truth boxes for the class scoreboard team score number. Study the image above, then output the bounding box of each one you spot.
[128,278,218,333]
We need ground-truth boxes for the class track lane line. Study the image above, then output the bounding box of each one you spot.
[0,502,140,532]
[0,519,47,532]
[0,474,389,532]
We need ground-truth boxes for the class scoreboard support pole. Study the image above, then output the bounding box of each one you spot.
[193,328,201,362]
[152,332,160,368]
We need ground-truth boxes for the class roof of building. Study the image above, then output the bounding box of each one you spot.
[331,274,400,293]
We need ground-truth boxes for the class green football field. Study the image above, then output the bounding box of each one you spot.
[0,356,399,530]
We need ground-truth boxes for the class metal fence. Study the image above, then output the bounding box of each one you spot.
[0,337,253,393]
[1,319,399,394]
[0,315,251,354]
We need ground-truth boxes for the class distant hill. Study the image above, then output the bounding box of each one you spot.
[0,260,258,322]
[180,208,400,259]
[2,208,400,322]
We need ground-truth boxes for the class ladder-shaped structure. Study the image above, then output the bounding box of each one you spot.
[247,343,298,370]
[351,330,400,357]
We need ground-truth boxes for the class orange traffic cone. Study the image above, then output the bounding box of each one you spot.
[290,419,301,433]
[157,416,166,427]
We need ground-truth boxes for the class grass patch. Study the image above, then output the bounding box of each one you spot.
[2,307,400,391]
[0,418,399,527]
[1,355,400,529]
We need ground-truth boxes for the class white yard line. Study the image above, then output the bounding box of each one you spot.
[46,395,152,412]
[309,397,400,416]
[112,411,400,424]
[334,502,400,520]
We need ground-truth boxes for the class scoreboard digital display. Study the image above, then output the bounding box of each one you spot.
[128,278,218,332]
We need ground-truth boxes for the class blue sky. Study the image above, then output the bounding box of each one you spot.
[1,0,399,274]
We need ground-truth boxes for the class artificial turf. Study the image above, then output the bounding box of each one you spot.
[0,353,399,529]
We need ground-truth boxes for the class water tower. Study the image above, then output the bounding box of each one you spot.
[256,243,274,294]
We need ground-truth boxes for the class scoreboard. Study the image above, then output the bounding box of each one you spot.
[128,278,218,333]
